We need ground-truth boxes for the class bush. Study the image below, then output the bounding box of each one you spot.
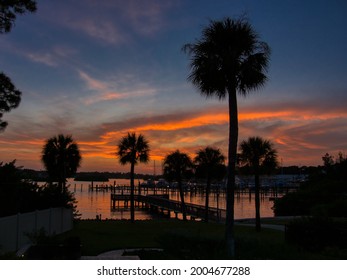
[273,179,347,217]
[0,161,78,217]
[273,192,311,216]
[309,201,347,218]
[285,217,347,254]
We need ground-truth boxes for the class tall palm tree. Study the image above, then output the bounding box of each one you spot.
[194,147,226,222]
[163,150,193,221]
[116,132,150,222]
[183,17,270,256]
[239,136,278,231]
[42,134,81,193]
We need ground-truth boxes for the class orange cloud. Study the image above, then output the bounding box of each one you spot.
[2,98,346,172]
[93,106,346,169]
[133,113,228,131]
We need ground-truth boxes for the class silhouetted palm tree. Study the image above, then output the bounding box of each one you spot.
[42,134,81,193]
[183,17,270,256]
[163,150,193,221]
[116,132,150,222]
[239,136,278,231]
[194,147,225,222]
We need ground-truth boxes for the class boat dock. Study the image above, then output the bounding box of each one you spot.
[110,193,226,222]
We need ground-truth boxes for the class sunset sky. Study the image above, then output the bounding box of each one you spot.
[1,0,346,173]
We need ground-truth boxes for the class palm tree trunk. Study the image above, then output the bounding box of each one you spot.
[130,162,135,223]
[254,165,261,232]
[225,86,238,258]
[205,175,211,222]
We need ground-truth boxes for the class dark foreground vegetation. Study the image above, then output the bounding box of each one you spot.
[10,219,342,260]
[273,152,347,258]
[274,152,347,217]
[0,161,76,217]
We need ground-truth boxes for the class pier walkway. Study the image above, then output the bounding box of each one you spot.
[111,193,226,222]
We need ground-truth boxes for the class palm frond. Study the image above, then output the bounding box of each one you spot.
[116,132,150,166]
[41,134,81,181]
[183,17,270,99]
[239,136,278,170]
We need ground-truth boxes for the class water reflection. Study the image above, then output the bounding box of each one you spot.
[68,179,276,220]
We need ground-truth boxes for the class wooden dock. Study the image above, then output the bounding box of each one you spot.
[110,193,226,222]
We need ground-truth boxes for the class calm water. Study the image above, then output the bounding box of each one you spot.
[67,178,277,220]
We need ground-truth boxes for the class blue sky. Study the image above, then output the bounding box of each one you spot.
[1,0,347,172]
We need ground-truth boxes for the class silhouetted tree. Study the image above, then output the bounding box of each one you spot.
[116,132,150,222]
[322,153,334,176]
[41,134,81,193]
[321,152,347,180]
[239,137,278,231]
[194,147,226,222]
[183,17,270,255]
[0,160,36,216]
[0,72,22,131]
[1,1,37,130]
[0,0,37,33]
[163,150,193,221]
[0,160,77,217]
[274,152,347,217]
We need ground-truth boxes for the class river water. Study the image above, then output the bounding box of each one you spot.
[67,178,279,220]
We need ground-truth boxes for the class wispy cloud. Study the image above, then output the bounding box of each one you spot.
[42,0,176,46]
[78,70,157,105]
[23,45,78,67]
[66,18,128,45]
[0,40,78,68]
[119,0,177,36]
[78,71,108,91]
[26,52,57,67]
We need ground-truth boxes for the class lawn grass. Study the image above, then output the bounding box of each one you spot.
[56,219,325,259]
[58,219,224,255]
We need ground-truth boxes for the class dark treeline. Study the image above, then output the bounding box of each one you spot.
[74,171,157,182]
[20,165,322,183]
[19,169,161,182]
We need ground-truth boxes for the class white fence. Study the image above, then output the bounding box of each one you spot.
[0,207,73,253]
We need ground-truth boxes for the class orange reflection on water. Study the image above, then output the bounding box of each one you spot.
[69,179,275,220]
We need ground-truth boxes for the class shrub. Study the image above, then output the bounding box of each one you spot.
[273,179,347,217]
[285,217,347,254]
[273,192,311,216]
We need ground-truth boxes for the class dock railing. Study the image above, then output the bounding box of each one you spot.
[110,193,226,222]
